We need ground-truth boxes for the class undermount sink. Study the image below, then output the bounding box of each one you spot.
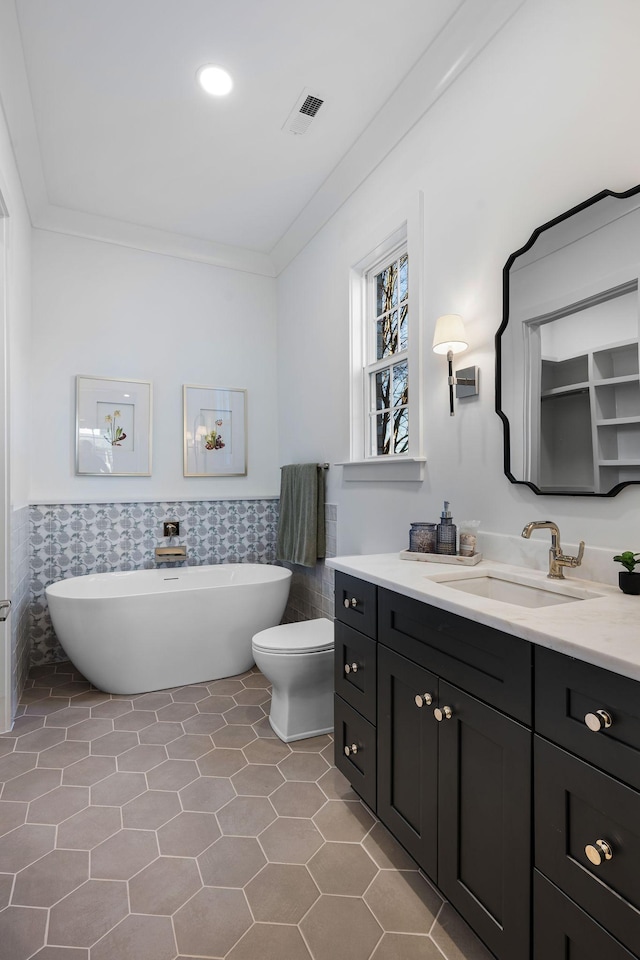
[435,572,603,609]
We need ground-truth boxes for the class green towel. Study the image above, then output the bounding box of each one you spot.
[276,463,326,568]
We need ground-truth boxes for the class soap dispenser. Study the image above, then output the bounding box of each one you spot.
[436,501,457,555]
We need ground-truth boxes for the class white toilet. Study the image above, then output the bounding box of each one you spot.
[252,618,334,742]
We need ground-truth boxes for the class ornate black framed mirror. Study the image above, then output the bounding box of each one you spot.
[496,185,640,496]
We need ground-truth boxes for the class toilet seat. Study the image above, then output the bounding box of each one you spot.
[252,618,333,656]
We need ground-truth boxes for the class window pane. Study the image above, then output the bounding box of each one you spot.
[393,360,408,406]
[376,311,398,360]
[376,263,398,316]
[374,369,390,411]
[375,412,392,456]
[399,303,408,352]
[393,408,409,454]
[399,255,408,302]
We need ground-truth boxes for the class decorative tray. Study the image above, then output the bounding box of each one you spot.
[399,550,483,565]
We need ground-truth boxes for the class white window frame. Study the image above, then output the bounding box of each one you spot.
[363,241,409,459]
[341,203,424,481]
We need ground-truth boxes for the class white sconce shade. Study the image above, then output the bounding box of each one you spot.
[431,314,478,416]
[432,314,468,356]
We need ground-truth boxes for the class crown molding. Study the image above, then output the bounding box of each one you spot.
[0,0,275,277]
[269,0,526,275]
[36,204,276,277]
[0,0,523,280]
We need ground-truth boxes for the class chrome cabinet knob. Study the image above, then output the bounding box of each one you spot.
[415,693,433,707]
[584,710,613,732]
[585,839,613,865]
[344,662,359,674]
[434,706,453,722]
[343,597,358,608]
[344,743,359,757]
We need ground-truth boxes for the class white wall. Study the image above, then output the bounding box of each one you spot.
[276,0,640,556]
[31,231,280,502]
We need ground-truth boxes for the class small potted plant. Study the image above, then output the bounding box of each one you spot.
[613,551,640,595]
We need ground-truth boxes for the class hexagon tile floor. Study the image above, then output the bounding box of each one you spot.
[0,662,493,960]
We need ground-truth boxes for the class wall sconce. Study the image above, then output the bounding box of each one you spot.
[432,314,479,416]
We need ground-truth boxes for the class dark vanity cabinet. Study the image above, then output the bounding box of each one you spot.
[533,647,640,960]
[334,573,533,960]
[376,588,532,960]
[334,570,640,960]
[333,574,378,810]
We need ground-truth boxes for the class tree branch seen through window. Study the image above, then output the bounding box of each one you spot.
[369,251,408,455]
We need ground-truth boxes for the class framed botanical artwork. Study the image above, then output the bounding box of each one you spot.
[76,376,152,476]
[183,385,247,477]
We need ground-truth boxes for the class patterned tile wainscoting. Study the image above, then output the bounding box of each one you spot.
[30,500,280,666]
[11,505,31,716]
[281,504,336,625]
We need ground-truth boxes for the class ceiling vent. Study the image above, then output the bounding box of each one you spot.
[283,88,325,135]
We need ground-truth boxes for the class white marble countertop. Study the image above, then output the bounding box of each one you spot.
[326,553,640,682]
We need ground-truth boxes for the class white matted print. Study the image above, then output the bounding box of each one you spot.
[184,385,247,477]
[76,376,152,476]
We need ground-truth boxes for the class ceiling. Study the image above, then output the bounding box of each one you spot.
[1,0,524,273]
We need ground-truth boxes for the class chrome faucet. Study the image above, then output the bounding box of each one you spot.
[521,521,585,580]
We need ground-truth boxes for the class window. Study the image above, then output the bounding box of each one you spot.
[343,214,423,480]
[366,246,409,456]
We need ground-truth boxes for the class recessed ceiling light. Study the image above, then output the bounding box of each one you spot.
[197,65,233,97]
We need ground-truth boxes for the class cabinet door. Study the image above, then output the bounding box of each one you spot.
[378,588,532,722]
[334,621,377,724]
[535,736,640,957]
[377,644,438,878]
[534,871,637,960]
[334,695,377,811]
[335,571,377,638]
[535,646,640,791]
[438,681,531,960]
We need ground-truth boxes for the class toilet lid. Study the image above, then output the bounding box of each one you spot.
[252,618,334,655]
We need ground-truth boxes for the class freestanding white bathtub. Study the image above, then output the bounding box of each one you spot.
[45,564,292,695]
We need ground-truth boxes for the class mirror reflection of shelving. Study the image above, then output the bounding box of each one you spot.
[593,340,640,491]
[540,338,640,492]
[537,284,640,493]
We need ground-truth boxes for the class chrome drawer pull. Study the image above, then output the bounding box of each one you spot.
[343,597,359,608]
[415,693,433,708]
[344,743,359,757]
[344,662,359,675]
[585,839,613,865]
[434,706,453,722]
[584,710,613,732]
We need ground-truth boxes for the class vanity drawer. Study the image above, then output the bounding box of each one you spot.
[335,572,377,640]
[334,695,376,811]
[378,588,532,723]
[535,736,640,957]
[334,622,376,724]
[534,872,638,960]
[535,646,640,791]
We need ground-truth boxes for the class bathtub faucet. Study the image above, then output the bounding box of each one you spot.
[155,545,187,562]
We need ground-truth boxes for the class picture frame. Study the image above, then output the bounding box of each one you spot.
[76,375,152,476]
[183,384,247,477]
